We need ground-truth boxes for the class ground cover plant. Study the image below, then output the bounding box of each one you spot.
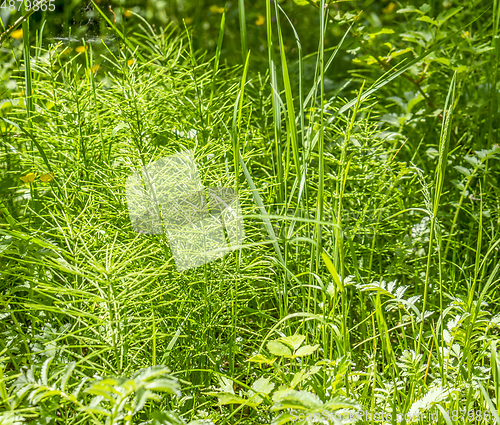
[1,0,500,424]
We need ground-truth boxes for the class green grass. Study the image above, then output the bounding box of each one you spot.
[0,1,500,424]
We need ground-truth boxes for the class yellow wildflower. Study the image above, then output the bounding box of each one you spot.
[124,9,132,18]
[255,15,265,26]
[40,173,54,182]
[127,58,136,66]
[11,29,23,39]
[209,5,225,14]
[76,46,86,53]
[20,173,37,184]
[382,2,397,14]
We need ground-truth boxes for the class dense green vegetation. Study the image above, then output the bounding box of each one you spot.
[1,0,500,423]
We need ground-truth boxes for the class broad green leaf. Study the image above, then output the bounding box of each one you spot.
[271,413,298,425]
[290,370,305,389]
[278,335,305,351]
[397,6,418,13]
[417,16,439,26]
[217,376,234,394]
[247,354,275,365]
[419,4,432,13]
[369,28,395,38]
[322,252,343,291]
[152,411,186,425]
[432,57,451,66]
[294,344,320,357]
[267,340,292,357]
[214,392,258,407]
[291,366,321,389]
[251,376,275,395]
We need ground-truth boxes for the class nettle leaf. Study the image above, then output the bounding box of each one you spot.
[323,396,360,411]
[272,389,322,411]
[454,165,471,177]
[134,366,173,383]
[278,335,305,351]
[40,358,53,386]
[267,340,292,357]
[60,362,76,392]
[464,155,481,168]
[247,354,275,365]
[134,387,151,414]
[294,344,320,358]
[145,378,181,395]
[85,387,116,403]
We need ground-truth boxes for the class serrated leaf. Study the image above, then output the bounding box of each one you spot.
[33,389,61,404]
[454,165,471,177]
[278,335,305,351]
[145,378,181,395]
[84,388,116,402]
[323,396,360,411]
[134,388,154,413]
[72,377,89,399]
[80,406,112,416]
[267,340,292,357]
[134,366,172,382]
[272,389,323,411]
[294,344,320,357]
[60,362,76,392]
[41,358,53,386]
[464,155,481,167]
